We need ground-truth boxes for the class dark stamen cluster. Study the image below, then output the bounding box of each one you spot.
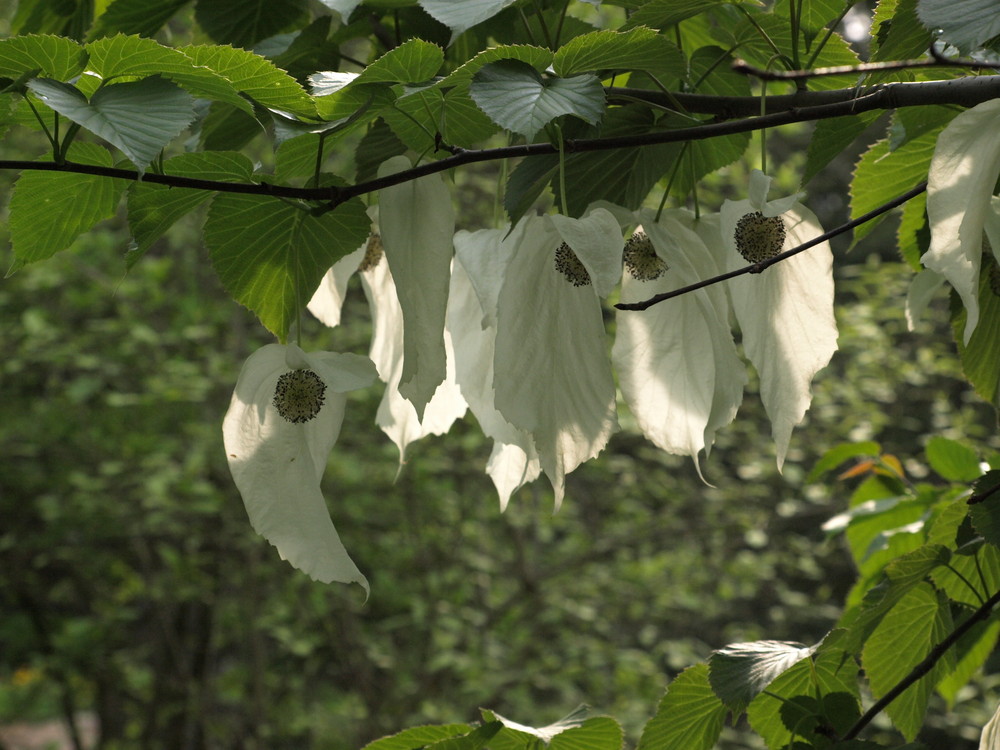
[554,242,592,287]
[273,369,327,423]
[623,232,668,281]
[358,233,384,272]
[734,211,786,263]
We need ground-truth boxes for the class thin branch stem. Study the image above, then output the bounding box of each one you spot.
[839,584,1000,742]
[615,182,927,312]
[735,53,1000,81]
[1,77,996,208]
[968,480,1000,505]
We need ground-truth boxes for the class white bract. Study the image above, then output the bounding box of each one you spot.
[308,232,468,465]
[492,210,622,508]
[613,211,746,481]
[451,227,541,510]
[719,170,838,469]
[923,99,1000,343]
[223,343,377,591]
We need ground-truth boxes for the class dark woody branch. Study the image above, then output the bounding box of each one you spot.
[0,76,996,206]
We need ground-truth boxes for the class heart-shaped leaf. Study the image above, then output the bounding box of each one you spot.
[470,60,604,140]
[28,76,195,175]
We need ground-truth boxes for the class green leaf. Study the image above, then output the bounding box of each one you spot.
[199,102,264,151]
[550,718,623,750]
[126,151,255,264]
[773,0,851,36]
[86,34,251,114]
[709,640,812,715]
[181,44,316,118]
[354,38,444,85]
[479,706,621,749]
[637,663,727,750]
[361,724,474,750]
[354,119,407,183]
[554,106,676,217]
[204,193,370,340]
[0,34,86,81]
[916,0,1000,53]
[971,472,1000,546]
[931,542,1000,607]
[746,648,860,750]
[807,440,882,483]
[89,0,190,39]
[862,583,954,741]
[926,436,983,482]
[803,112,881,186]
[623,0,731,30]
[28,76,195,175]
[9,142,126,269]
[420,723,501,750]
[505,153,558,226]
[470,60,604,140]
[778,692,860,746]
[897,188,927,270]
[872,0,932,63]
[952,258,1000,408]
[195,0,310,48]
[434,44,552,91]
[419,0,518,40]
[936,619,1000,707]
[552,28,685,78]
[850,115,948,244]
[837,544,951,652]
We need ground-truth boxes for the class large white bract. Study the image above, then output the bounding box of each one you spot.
[223,343,377,591]
[922,99,1000,344]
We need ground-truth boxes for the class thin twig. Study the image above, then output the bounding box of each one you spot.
[615,182,927,312]
[734,52,1000,80]
[1,77,996,208]
[839,584,1000,741]
[968,480,1000,506]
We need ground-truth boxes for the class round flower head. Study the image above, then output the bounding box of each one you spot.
[273,369,327,423]
[623,231,669,281]
[734,211,786,263]
[554,242,592,286]
[358,233,384,272]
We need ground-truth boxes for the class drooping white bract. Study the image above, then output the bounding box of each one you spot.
[308,233,467,464]
[613,210,746,481]
[492,210,622,509]
[923,98,1000,344]
[719,170,838,470]
[451,226,540,509]
[377,155,456,420]
[223,343,377,591]
[362,251,468,463]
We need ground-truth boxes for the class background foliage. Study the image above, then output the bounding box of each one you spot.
[2,1,1000,749]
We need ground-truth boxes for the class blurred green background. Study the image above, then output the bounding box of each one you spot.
[2,111,1000,750]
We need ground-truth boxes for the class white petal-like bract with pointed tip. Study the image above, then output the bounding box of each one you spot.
[223,344,377,591]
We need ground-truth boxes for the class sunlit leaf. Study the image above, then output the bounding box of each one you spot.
[0,33,86,80]
[9,142,126,269]
[862,583,954,740]
[204,193,369,340]
[638,664,727,750]
[28,76,195,175]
